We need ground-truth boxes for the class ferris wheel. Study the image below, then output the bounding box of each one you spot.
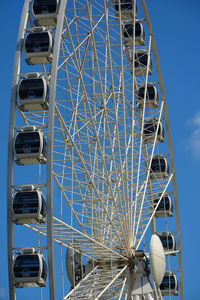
[7,0,184,299]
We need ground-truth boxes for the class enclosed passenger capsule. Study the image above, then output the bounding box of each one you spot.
[160,272,178,296]
[158,232,176,255]
[12,185,46,224]
[123,21,145,46]
[114,0,137,20]
[135,84,159,108]
[133,51,153,76]
[153,194,173,217]
[13,248,48,288]
[143,119,164,143]
[66,244,84,287]
[24,27,53,65]
[14,126,47,165]
[150,155,169,180]
[18,73,49,111]
[32,0,60,26]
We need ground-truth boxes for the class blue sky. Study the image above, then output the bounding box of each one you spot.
[1,0,200,299]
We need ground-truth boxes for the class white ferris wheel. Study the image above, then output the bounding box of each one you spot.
[7,0,184,299]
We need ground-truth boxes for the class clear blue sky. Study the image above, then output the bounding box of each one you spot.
[1,0,200,299]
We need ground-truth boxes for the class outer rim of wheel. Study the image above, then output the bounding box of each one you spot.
[140,1,184,298]
[7,1,32,299]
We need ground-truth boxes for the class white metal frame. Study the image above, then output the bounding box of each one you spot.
[7,0,184,299]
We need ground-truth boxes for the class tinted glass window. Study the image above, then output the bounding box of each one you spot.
[151,158,166,172]
[15,132,40,154]
[144,123,156,135]
[142,29,145,41]
[19,78,44,100]
[14,255,39,278]
[42,136,47,156]
[115,0,135,12]
[160,275,176,290]
[46,84,49,101]
[160,236,168,248]
[135,53,148,67]
[72,251,83,285]
[124,22,141,38]
[33,0,57,15]
[160,236,173,250]
[41,195,47,217]
[41,258,48,281]
[138,87,145,99]
[138,86,156,100]
[13,191,39,214]
[135,22,141,37]
[154,196,170,211]
[25,32,50,53]
[124,24,133,38]
[144,123,160,135]
[147,86,155,100]
[162,235,174,250]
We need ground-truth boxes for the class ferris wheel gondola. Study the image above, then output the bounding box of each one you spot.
[14,126,47,165]
[123,21,145,46]
[158,232,176,254]
[153,193,173,218]
[66,242,84,288]
[24,27,53,65]
[32,0,60,26]
[160,271,179,296]
[150,155,169,180]
[18,73,49,110]
[12,185,47,224]
[114,0,137,20]
[135,83,159,108]
[13,248,48,288]
[133,50,153,76]
[143,119,164,143]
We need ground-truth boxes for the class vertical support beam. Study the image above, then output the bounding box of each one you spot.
[46,0,67,299]
[7,1,31,300]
